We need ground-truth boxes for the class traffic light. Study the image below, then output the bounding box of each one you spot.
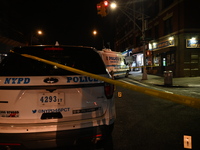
[97,1,109,17]
[97,3,102,15]
[104,0,108,7]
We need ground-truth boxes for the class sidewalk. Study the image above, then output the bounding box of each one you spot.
[128,71,200,88]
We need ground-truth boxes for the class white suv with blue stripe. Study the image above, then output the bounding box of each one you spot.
[0,46,115,149]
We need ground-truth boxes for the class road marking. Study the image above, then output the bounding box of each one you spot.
[120,78,148,87]
[190,92,200,95]
[188,84,200,87]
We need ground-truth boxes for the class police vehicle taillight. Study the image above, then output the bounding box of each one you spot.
[44,47,64,50]
[0,143,21,146]
[104,82,114,99]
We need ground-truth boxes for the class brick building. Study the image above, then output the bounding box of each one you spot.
[115,0,200,77]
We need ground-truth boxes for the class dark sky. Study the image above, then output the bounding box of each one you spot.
[1,0,116,49]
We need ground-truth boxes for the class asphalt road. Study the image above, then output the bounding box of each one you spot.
[15,78,200,150]
[112,84,200,150]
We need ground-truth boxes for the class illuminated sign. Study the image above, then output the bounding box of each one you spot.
[149,37,175,50]
[186,39,200,48]
[157,40,174,49]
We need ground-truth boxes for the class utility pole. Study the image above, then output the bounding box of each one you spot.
[141,0,147,80]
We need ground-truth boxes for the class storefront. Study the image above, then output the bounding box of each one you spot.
[148,36,176,76]
[148,35,200,77]
[131,46,146,71]
[122,35,200,77]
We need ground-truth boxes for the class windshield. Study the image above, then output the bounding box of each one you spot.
[0,46,107,76]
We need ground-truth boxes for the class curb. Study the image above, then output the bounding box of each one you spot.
[153,84,189,88]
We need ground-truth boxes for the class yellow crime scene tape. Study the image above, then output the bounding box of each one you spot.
[21,53,200,109]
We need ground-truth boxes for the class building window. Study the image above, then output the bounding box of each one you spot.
[171,53,175,64]
[166,53,175,66]
[154,55,160,66]
[167,54,171,66]
[164,17,172,35]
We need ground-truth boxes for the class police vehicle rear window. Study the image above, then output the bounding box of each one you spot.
[0,46,107,76]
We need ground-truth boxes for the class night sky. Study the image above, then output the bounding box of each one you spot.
[1,0,116,49]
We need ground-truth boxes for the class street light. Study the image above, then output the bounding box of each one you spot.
[30,30,43,45]
[93,30,97,36]
[110,1,148,80]
[110,2,117,9]
[92,30,105,49]
[37,30,43,35]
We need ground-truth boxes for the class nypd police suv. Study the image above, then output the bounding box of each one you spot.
[0,46,115,149]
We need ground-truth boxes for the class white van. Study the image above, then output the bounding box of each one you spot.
[0,46,115,149]
[98,49,129,78]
